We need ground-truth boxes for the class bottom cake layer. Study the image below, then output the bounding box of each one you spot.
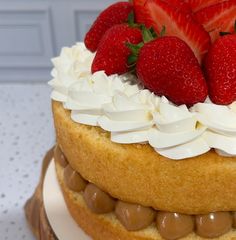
[55,159,236,240]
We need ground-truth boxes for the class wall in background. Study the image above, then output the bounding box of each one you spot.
[0,0,117,82]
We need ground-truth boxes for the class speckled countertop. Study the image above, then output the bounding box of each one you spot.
[0,83,55,240]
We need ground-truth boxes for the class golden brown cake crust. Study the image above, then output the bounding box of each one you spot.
[55,161,236,240]
[52,100,236,214]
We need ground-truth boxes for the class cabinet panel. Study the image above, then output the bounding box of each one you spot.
[0,25,42,56]
[0,6,54,68]
[0,0,118,82]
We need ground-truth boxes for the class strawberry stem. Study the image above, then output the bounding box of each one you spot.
[126,42,144,56]
[128,11,135,25]
[126,13,166,71]
[141,25,155,43]
[126,42,144,69]
[126,25,165,70]
[128,11,140,28]
[128,55,138,66]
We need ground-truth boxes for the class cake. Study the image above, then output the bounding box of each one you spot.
[49,1,236,239]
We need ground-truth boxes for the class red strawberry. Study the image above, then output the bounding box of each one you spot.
[204,33,236,105]
[84,2,133,52]
[134,0,151,26]
[134,0,192,26]
[91,24,142,76]
[185,0,229,12]
[136,36,208,105]
[163,0,192,13]
[134,0,210,63]
[135,0,192,14]
[195,0,236,43]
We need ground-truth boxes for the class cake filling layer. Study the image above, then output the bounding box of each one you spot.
[49,43,236,160]
[54,145,236,240]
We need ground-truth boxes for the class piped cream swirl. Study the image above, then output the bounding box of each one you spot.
[49,43,236,160]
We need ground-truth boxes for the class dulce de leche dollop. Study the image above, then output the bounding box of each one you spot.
[115,201,156,231]
[156,212,194,240]
[54,145,68,168]
[196,212,232,238]
[233,212,236,228]
[83,183,116,214]
[64,165,87,192]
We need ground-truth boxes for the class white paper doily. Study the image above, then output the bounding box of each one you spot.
[43,159,91,240]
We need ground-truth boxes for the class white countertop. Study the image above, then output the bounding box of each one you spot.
[0,83,55,240]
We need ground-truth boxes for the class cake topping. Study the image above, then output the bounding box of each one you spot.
[84,2,133,52]
[136,35,208,106]
[186,0,227,12]
[50,43,236,159]
[196,212,233,238]
[195,0,236,43]
[91,23,142,76]
[54,145,68,168]
[133,0,210,63]
[49,43,95,102]
[83,183,116,214]
[63,165,87,192]
[156,212,194,240]
[204,26,236,105]
[115,201,156,231]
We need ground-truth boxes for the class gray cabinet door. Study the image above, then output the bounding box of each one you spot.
[0,0,118,82]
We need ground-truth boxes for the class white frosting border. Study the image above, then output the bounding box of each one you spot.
[49,43,236,160]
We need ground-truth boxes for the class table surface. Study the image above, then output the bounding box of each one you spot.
[0,83,55,240]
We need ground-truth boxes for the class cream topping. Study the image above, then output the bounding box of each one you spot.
[49,43,236,160]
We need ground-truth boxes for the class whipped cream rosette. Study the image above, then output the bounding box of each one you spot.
[100,90,156,143]
[192,103,236,156]
[50,43,236,160]
[149,98,209,159]
[49,43,95,102]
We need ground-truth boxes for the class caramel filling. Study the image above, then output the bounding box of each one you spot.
[196,212,233,238]
[233,212,236,228]
[64,165,87,192]
[157,212,194,240]
[115,201,156,231]
[54,145,68,168]
[55,147,236,239]
[83,183,116,214]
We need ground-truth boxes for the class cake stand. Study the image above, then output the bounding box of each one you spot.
[24,148,91,240]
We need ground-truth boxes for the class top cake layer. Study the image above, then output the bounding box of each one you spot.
[52,100,236,214]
